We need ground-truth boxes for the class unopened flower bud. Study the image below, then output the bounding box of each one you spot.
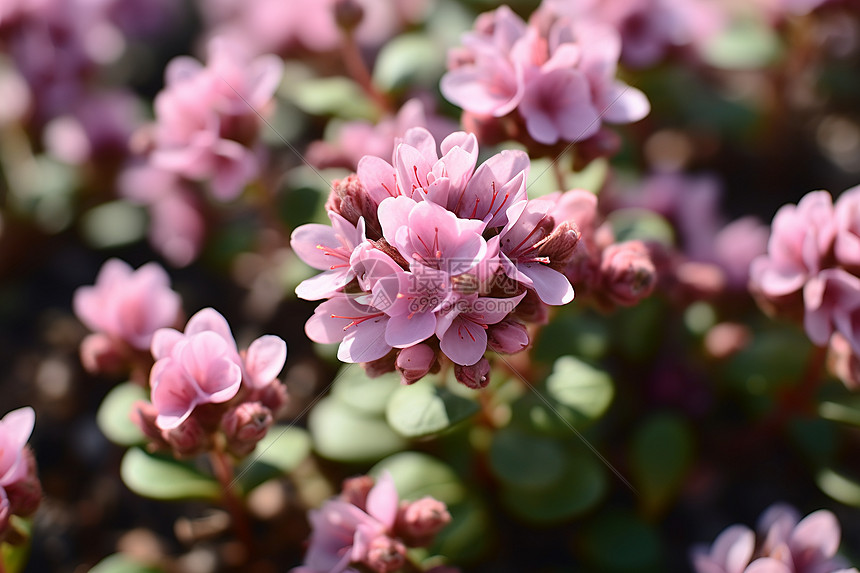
[333,0,364,32]
[131,401,170,451]
[363,535,407,573]
[600,240,657,306]
[327,174,380,235]
[395,344,436,385]
[536,221,581,268]
[396,497,452,546]
[454,358,491,389]
[340,475,375,510]
[5,449,42,518]
[364,350,398,378]
[222,402,273,458]
[512,290,548,324]
[461,111,505,147]
[164,417,212,458]
[80,333,127,375]
[487,320,529,354]
[255,379,288,416]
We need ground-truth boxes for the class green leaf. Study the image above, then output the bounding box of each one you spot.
[432,498,492,563]
[386,381,479,438]
[608,208,675,246]
[820,396,860,427]
[816,467,860,507]
[236,426,311,494]
[373,34,445,92]
[545,356,614,426]
[580,511,662,572]
[120,448,220,501]
[630,413,694,515]
[1,517,32,573]
[81,201,147,249]
[88,554,163,573]
[499,447,607,523]
[96,382,148,446]
[289,77,375,120]
[701,16,781,70]
[309,396,407,463]
[370,451,466,505]
[333,367,400,416]
[489,428,566,489]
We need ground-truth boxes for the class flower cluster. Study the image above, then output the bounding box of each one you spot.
[292,472,454,573]
[133,308,288,458]
[692,503,857,573]
[0,407,41,544]
[749,187,860,386]
[73,259,182,377]
[146,37,283,202]
[292,127,585,388]
[440,5,649,147]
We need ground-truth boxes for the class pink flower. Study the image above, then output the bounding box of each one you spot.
[149,308,286,429]
[150,37,283,200]
[292,212,366,301]
[74,258,181,351]
[304,295,393,364]
[692,524,755,573]
[802,268,860,350]
[435,293,525,366]
[0,407,35,490]
[750,191,837,302]
[834,185,860,273]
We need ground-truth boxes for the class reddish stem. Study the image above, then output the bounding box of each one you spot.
[341,30,392,114]
[209,449,254,555]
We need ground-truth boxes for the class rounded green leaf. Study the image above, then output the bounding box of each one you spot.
[309,396,407,463]
[816,467,860,507]
[333,367,400,416]
[608,208,675,246]
[489,428,566,489]
[432,498,492,563]
[580,511,662,572]
[81,201,147,249]
[370,452,466,505]
[120,447,220,501]
[630,413,694,515]
[499,448,607,523]
[236,426,311,494]
[289,77,375,120]
[373,34,445,92]
[701,16,781,70]
[96,382,148,446]
[88,554,163,573]
[545,356,614,426]
[386,381,479,438]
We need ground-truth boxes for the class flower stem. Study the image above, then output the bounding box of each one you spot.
[209,449,254,555]
[341,30,392,114]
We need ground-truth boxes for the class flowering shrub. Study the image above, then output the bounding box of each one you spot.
[2,0,860,571]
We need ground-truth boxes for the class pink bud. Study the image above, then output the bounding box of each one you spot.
[486,320,529,354]
[363,535,407,573]
[536,221,580,268]
[364,350,398,378]
[79,333,127,375]
[395,344,437,385]
[131,401,169,451]
[255,379,288,416]
[454,358,491,389]
[327,174,380,236]
[512,290,548,325]
[221,402,273,458]
[333,0,364,31]
[600,240,657,306]
[396,497,452,546]
[164,417,212,458]
[5,449,41,518]
[340,475,375,510]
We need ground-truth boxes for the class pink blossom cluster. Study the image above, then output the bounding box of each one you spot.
[145,37,283,202]
[749,187,860,386]
[692,503,857,573]
[440,5,649,147]
[538,0,726,68]
[73,259,182,377]
[0,407,41,543]
[133,308,288,458]
[292,472,454,573]
[292,127,586,388]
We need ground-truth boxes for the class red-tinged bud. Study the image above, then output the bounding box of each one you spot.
[454,358,491,389]
[395,497,452,547]
[5,449,42,518]
[80,333,127,375]
[536,221,581,269]
[222,402,273,458]
[255,379,288,416]
[131,401,170,451]
[327,174,380,236]
[364,349,398,378]
[487,319,530,354]
[333,0,364,32]
[164,417,212,458]
[512,289,548,325]
[340,475,375,510]
[600,240,657,306]
[395,344,436,385]
[364,535,407,573]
